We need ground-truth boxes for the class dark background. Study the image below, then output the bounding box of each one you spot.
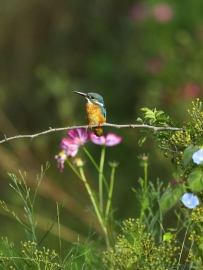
[0,0,203,250]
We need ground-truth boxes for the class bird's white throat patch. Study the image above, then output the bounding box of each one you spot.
[86,98,104,107]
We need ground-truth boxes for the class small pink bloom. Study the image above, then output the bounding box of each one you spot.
[152,3,173,23]
[90,133,122,147]
[105,133,122,146]
[60,138,79,157]
[172,180,179,184]
[55,152,67,172]
[55,128,89,172]
[67,128,89,145]
[90,133,106,145]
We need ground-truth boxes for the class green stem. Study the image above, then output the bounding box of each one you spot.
[144,163,148,193]
[178,224,189,267]
[99,146,106,213]
[12,175,37,243]
[67,159,110,249]
[105,166,116,221]
[79,167,102,222]
[66,159,83,179]
[140,163,148,222]
[79,167,110,249]
[82,146,109,195]
[159,205,163,243]
[82,146,100,171]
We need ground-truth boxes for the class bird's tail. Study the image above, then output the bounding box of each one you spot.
[94,127,103,137]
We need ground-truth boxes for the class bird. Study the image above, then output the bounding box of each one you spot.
[74,91,106,137]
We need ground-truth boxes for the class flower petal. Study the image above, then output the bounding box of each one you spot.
[90,132,106,145]
[55,152,67,172]
[60,138,79,157]
[192,149,203,165]
[105,133,122,147]
[67,129,79,140]
[182,193,199,209]
[67,128,89,145]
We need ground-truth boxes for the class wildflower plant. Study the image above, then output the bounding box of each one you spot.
[2,99,203,269]
[0,163,99,270]
[103,219,180,270]
[137,99,203,212]
[0,163,64,269]
[55,128,122,250]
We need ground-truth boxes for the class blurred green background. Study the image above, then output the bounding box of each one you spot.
[0,0,203,250]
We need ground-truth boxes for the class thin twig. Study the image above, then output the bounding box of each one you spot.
[0,123,182,144]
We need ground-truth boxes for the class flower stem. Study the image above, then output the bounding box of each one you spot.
[66,159,83,179]
[140,162,148,222]
[144,162,148,194]
[178,224,189,267]
[82,146,100,171]
[82,146,109,194]
[79,167,101,222]
[105,166,116,221]
[99,146,106,213]
[79,166,110,249]
[67,159,110,249]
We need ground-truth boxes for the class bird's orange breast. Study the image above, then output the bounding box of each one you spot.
[85,103,106,125]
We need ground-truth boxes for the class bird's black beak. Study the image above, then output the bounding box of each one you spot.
[73,91,88,98]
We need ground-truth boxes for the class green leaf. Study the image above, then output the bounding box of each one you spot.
[140,107,151,112]
[156,116,168,121]
[160,187,182,213]
[136,117,143,124]
[167,228,177,232]
[198,243,203,251]
[187,168,203,192]
[163,232,173,242]
[145,112,155,119]
[183,144,199,167]
[138,136,147,147]
[149,119,155,125]
[148,211,159,232]
[155,110,164,117]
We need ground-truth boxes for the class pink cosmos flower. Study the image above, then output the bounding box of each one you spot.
[55,151,67,172]
[60,138,79,157]
[90,132,122,147]
[55,128,89,172]
[67,128,89,146]
[60,128,89,157]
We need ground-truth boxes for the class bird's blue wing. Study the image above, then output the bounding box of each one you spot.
[102,105,106,120]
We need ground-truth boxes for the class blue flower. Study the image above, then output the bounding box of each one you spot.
[192,149,203,165]
[181,193,199,209]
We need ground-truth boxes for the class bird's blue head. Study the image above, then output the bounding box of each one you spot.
[74,91,106,118]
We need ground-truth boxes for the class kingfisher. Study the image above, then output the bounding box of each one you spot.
[74,91,106,137]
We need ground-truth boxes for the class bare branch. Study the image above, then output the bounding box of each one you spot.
[0,123,182,144]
